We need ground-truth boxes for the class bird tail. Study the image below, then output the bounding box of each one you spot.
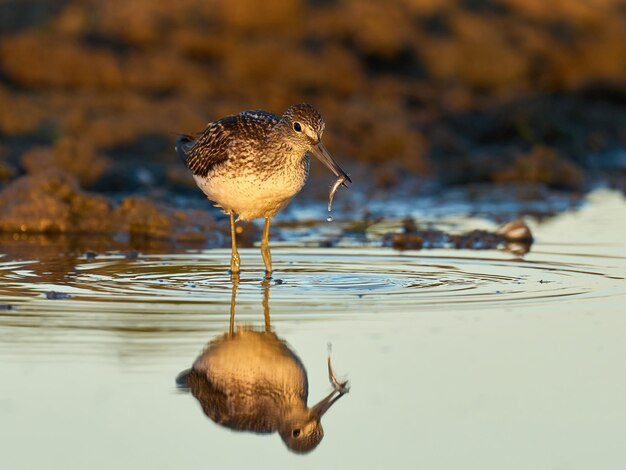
[175,134,195,164]
[175,368,192,390]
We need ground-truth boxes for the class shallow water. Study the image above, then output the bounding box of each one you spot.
[1,189,625,469]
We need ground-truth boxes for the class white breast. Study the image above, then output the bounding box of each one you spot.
[194,168,307,220]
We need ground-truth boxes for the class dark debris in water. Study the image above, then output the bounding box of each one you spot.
[124,250,140,260]
[383,219,533,255]
[44,291,72,300]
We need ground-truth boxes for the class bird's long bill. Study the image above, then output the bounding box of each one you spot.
[310,143,352,184]
[310,389,345,420]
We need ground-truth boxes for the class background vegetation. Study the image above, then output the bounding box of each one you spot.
[1,0,625,239]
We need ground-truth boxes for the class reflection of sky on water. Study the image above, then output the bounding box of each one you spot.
[0,189,625,469]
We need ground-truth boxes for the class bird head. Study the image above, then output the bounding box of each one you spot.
[282,103,351,184]
[278,413,325,454]
[277,387,344,454]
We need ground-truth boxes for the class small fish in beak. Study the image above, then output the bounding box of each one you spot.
[309,142,351,215]
[310,355,350,421]
[328,355,350,394]
[327,175,347,212]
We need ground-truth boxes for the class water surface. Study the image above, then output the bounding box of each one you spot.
[1,190,625,469]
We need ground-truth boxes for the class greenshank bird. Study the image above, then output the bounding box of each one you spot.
[176,103,351,275]
[176,327,349,453]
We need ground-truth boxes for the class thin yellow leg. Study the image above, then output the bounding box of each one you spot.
[261,277,271,332]
[230,212,240,274]
[261,217,272,276]
[229,273,240,336]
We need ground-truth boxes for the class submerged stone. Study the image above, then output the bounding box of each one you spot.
[497,219,533,242]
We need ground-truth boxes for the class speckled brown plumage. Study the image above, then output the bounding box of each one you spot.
[177,110,281,178]
[176,103,350,275]
[176,326,346,453]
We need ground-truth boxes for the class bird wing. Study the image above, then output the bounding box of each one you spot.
[238,109,280,125]
[187,368,278,433]
[186,369,233,425]
[180,110,280,177]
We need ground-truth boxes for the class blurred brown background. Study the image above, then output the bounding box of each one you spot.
[1,0,625,239]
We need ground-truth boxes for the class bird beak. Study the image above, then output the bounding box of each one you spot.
[310,389,345,420]
[310,142,352,185]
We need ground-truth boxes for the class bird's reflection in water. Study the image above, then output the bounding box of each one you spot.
[176,276,350,454]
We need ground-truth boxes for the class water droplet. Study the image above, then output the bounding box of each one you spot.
[326,216,333,222]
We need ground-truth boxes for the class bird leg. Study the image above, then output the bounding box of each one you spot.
[229,273,240,336]
[261,217,272,276]
[229,212,240,274]
[261,277,271,332]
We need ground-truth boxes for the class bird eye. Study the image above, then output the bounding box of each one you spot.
[293,122,302,133]
[292,429,301,438]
